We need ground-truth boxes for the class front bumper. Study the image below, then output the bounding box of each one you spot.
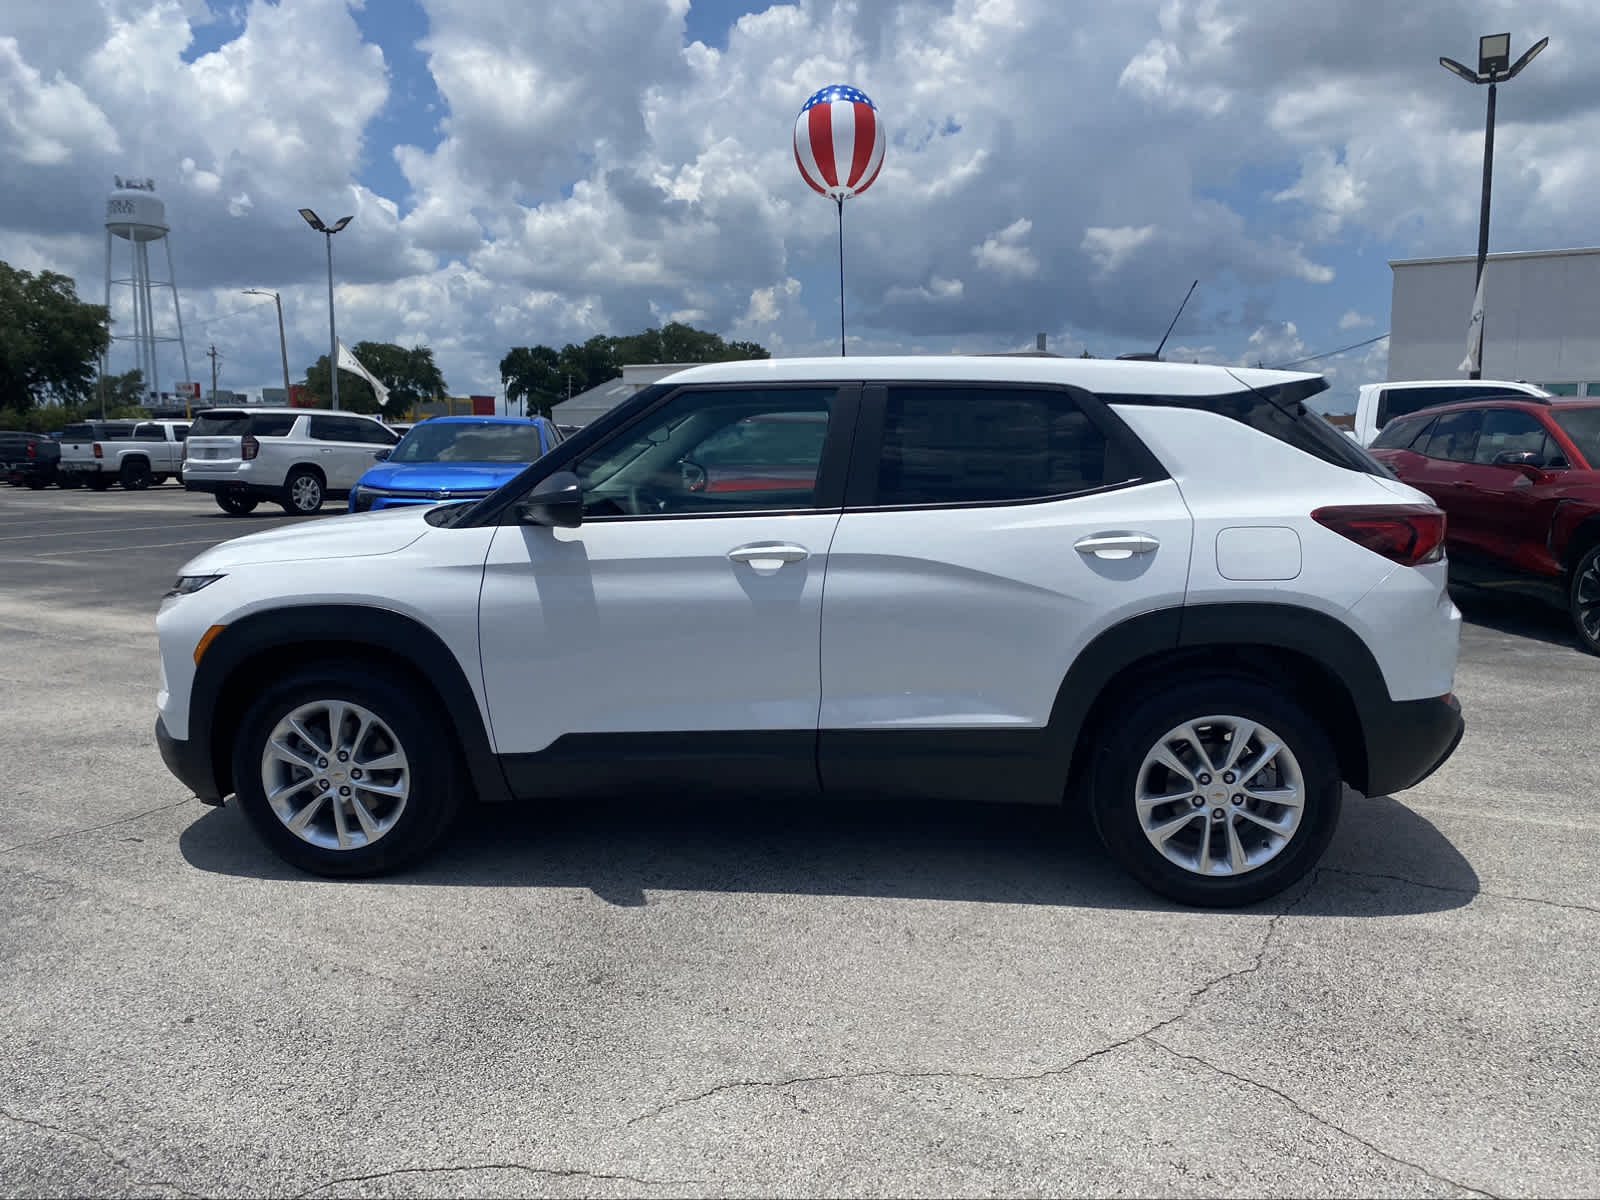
[156,715,225,806]
[1362,692,1464,796]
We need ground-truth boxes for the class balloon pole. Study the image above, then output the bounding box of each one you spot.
[836,196,846,357]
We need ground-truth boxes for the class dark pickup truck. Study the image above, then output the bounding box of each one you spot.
[0,431,65,489]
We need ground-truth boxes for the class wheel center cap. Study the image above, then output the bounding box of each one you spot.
[1210,788,1227,802]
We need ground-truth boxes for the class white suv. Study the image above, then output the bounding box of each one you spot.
[182,408,399,515]
[155,357,1464,906]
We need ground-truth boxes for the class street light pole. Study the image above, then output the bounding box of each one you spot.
[297,209,353,409]
[243,289,291,406]
[1441,33,1547,379]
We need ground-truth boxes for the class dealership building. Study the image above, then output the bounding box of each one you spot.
[1388,246,1600,395]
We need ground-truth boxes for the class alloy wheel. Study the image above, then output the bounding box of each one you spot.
[259,699,410,850]
[1134,715,1305,878]
[1576,554,1600,649]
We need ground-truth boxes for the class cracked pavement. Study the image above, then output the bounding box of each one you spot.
[2,489,1598,1198]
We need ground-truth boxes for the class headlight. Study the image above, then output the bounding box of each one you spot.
[166,574,224,597]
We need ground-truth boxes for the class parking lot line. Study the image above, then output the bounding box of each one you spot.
[0,520,244,542]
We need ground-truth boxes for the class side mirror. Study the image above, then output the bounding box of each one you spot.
[374,448,391,461]
[517,470,583,528]
[1492,450,1546,479]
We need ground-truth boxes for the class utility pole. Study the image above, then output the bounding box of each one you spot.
[207,344,220,406]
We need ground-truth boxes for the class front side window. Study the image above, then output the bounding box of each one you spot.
[1419,410,1483,462]
[393,422,551,464]
[1473,409,1556,465]
[574,387,837,517]
[876,386,1112,506]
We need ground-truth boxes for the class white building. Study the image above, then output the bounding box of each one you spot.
[553,362,703,427]
[1388,247,1600,395]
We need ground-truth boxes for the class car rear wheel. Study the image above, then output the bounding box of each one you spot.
[231,665,463,876]
[282,469,324,514]
[120,459,153,490]
[25,475,49,490]
[1570,543,1600,656]
[216,492,258,515]
[1090,677,1342,907]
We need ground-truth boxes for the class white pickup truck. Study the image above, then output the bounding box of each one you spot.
[58,419,190,490]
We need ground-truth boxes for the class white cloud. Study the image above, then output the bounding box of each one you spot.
[1339,309,1374,331]
[1082,225,1157,275]
[0,37,119,165]
[973,219,1038,277]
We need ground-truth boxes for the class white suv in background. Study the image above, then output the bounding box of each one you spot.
[182,408,399,515]
[155,357,1464,907]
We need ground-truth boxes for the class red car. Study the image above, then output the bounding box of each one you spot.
[1370,396,1600,654]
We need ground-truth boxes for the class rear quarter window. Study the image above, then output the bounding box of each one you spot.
[1108,377,1384,475]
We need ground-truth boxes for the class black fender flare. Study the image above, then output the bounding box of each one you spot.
[190,604,510,805]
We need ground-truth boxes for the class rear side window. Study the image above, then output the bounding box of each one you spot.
[190,412,296,438]
[133,423,162,440]
[1418,410,1482,462]
[877,385,1116,506]
[1372,414,1434,450]
[1107,377,1384,475]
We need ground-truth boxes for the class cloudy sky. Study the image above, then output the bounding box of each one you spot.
[3,0,1597,413]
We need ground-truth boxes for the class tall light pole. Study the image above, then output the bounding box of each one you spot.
[297,208,353,408]
[1440,33,1548,379]
[243,289,292,406]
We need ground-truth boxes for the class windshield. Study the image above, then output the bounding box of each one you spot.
[392,422,547,464]
[1552,406,1600,468]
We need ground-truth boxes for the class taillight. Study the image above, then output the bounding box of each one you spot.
[26,441,37,459]
[93,442,103,459]
[1313,504,1446,567]
[241,435,259,461]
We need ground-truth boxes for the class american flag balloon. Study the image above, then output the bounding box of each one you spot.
[794,84,886,200]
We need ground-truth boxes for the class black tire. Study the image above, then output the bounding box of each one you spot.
[281,468,325,514]
[1089,677,1342,908]
[25,475,49,490]
[56,474,83,490]
[216,492,259,515]
[151,474,168,486]
[120,458,153,490]
[1570,543,1600,656]
[86,474,113,491]
[230,664,463,877]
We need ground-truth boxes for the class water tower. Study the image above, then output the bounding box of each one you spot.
[104,177,191,404]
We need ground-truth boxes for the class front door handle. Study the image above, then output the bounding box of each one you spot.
[1075,531,1160,560]
[728,542,810,569]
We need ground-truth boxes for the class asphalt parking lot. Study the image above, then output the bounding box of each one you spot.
[1,484,1596,1199]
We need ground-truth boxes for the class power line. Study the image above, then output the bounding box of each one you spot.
[191,296,276,329]
[1269,331,1390,370]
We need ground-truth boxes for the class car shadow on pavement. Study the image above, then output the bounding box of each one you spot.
[1451,585,1579,651]
[179,789,1478,917]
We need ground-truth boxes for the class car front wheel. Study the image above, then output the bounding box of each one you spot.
[231,665,463,876]
[1570,543,1600,656]
[1090,677,1342,908]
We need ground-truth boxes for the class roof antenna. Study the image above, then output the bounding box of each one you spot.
[1155,279,1199,358]
[1117,279,1199,361]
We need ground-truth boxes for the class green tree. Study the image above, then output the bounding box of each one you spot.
[302,342,447,417]
[0,262,111,410]
[500,323,769,418]
[499,344,563,418]
[105,369,145,409]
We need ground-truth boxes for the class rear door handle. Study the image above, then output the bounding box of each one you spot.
[1074,531,1160,560]
[728,542,810,568]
